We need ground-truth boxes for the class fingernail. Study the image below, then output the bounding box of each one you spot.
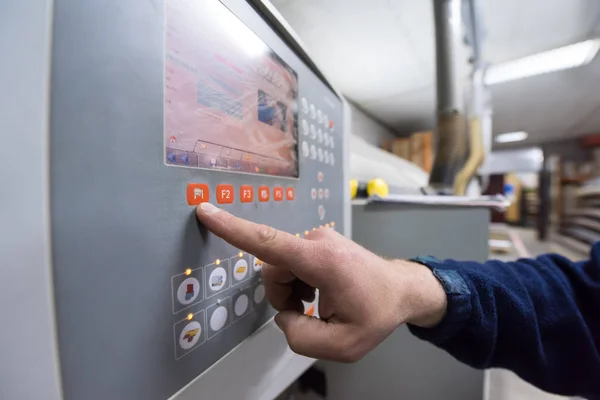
[199,202,221,215]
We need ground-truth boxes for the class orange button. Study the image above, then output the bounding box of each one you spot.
[216,184,234,204]
[186,184,210,205]
[273,187,284,202]
[286,187,295,201]
[258,186,270,202]
[240,185,254,203]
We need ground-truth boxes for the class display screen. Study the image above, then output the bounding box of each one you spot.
[164,0,299,177]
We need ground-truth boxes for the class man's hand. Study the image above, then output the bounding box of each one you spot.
[196,203,447,362]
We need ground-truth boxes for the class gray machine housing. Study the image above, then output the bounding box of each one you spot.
[0,1,347,400]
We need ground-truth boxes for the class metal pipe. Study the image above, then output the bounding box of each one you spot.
[429,0,469,193]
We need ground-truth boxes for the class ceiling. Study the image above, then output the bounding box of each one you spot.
[270,0,600,147]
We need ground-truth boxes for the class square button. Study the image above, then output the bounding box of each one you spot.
[174,309,206,360]
[286,187,295,201]
[207,297,232,340]
[258,186,270,202]
[216,184,234,204]
[171,267,204,314]
[240,185,254,203]
[273,187,284,202]
[186,184,209,205]
[204,259,231,299]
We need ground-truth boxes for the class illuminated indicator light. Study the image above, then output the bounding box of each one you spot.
[255,166,260,173]
[319,225,323,229]
[215,259,221,266]
[238,252,243,258]
[184,268,192,276]
[186,313,194,321]
[304,230,309,236]
[312,228,317,231]
[201,143,207,149]
[331,222,335,227]
[245,155,251,161]
[295,233,300,237]
[325,224,330,228]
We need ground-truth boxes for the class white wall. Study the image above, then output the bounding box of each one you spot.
[349,102,395,146]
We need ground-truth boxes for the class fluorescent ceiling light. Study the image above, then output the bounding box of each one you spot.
[485,38,600,85]
[495,131,528,143]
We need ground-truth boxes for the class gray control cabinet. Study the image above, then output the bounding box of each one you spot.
[47,1,345,399]
[322,203,489,400]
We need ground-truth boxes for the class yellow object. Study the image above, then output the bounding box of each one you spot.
[295,233,300,237]
[215,259,221,266]
[453,118,485,195]
[350,179,358,199]
[304,230,309,236]
[184,268,192,276]
[186,313,194,321]
[325,223,330,228]
[238,252,243,258]
[367,178,389,198]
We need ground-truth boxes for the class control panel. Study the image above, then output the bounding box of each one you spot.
[48,0,345,399]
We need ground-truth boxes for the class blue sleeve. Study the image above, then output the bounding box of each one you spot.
[407,242,600,398]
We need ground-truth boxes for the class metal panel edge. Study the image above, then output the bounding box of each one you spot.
[0,1,63,399]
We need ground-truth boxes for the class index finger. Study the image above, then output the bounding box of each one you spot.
[196,203,317,280]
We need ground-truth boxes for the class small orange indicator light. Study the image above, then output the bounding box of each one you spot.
[331,222,335,227]
[295,233,300,237]
[184,268,192,276]
[238,252,243,258]
[325,224,330,228]
[215,259,221,266]
[312,228,317,231]
[304,230,309,236]
[186,313,193,321]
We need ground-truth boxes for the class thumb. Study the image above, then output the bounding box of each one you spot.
[275,311,350,361]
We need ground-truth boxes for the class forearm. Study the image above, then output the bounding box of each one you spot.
[403,247,600,398]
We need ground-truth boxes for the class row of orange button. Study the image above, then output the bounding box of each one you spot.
[187,184,295,205]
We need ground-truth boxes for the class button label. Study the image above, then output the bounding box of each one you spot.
[273,187,284,202]
[216,184,234,204]
[317,172,324,182]
[258,186,270,202]
[240,185,254,203]
[186,184,209,205]
[177,277,201,305]
[311,188,317,200]
[286,187,295,201]
[318,205,326,220]
[179,321,202,350]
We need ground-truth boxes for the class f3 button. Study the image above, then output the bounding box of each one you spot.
[240,185,254,203]
[216,184,234,204]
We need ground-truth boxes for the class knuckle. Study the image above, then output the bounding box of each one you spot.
[256,224,278,247]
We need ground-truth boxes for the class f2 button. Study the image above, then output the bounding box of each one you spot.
[216,184,234,204]
[273,187,284,202]
[240,185,254,203]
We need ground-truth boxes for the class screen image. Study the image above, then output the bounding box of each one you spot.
[164,0,299,177]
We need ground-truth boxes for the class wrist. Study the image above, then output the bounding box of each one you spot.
[397,260,448,328]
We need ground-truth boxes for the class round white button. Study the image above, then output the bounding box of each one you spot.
[209,267,227,292]
[318,129,323,143]
[177,277,201,305]
[233,258,248,281]
[302,141,309,158]
[317,109,323,124]
[254,284,266,304]
[310,145,317,160]
[330,153,335,166]
[311,188,317,200]
[301,98,309,114]
[318,188,323,199]
[324,150,329,164]
[210,306,228,332]
[179,321,202,350]
[330,136,335,149]
[301,119,309,136]
[309,104,316,120]
[310,124,317,140]
[323,132,329,146]
[317,147,323,162]
[252,256,263,272]
[234,294,249,317]
[318,205,326,220]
